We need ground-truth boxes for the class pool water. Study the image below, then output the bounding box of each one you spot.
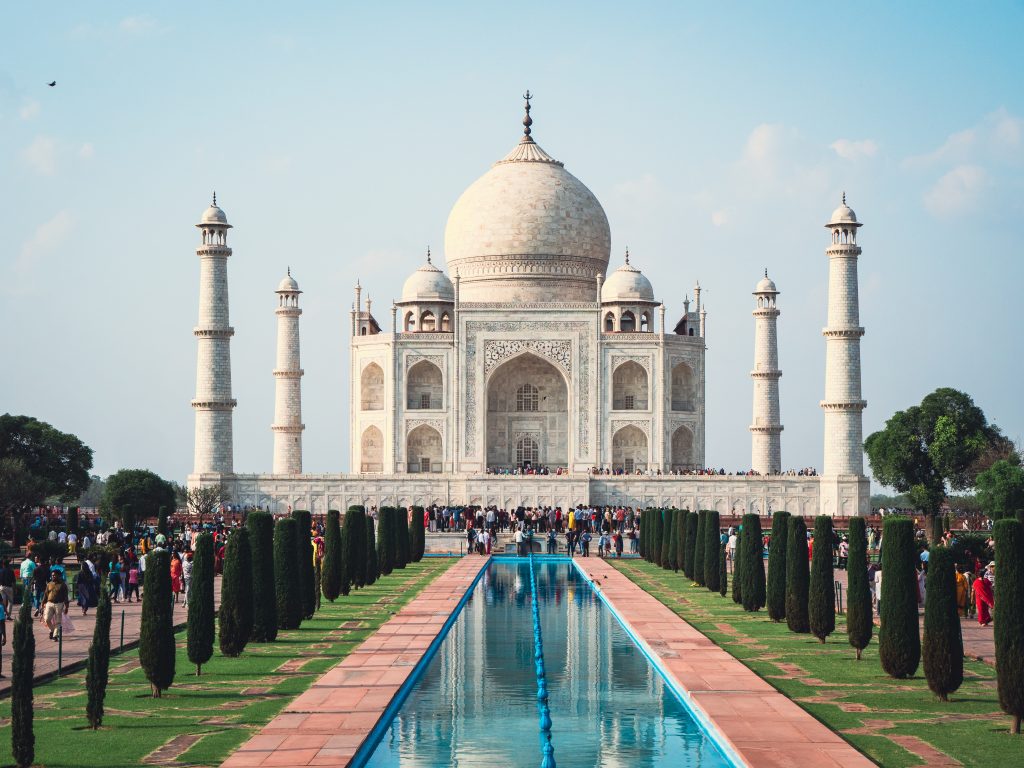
[362,559,733,767]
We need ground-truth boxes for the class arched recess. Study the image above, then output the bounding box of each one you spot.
[360,425,384,472]
[404,312,416,332]
[620,310,636,332]
[440,313,451,332]
[407,424,442,473]
[671,361,695,411]
[612,425,647,473]
[407,360,442,410]
[670,425,694,470]
[486,352,568,469]
[361,363,385,410]
[420,310,436,331]
[604,312,615,332]
[612,361,648,410]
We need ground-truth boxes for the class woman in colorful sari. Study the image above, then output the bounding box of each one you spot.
[170,552,184,602]
[974,569,994,626]
[954,564,970,617]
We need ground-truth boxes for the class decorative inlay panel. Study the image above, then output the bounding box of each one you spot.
[483,339,572,376]
[611,354,650,373]
[407,354,445,370]
[611,419,650,437]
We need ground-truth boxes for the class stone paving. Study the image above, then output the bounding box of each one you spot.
[579,558,874,768]
[221,557,485,767]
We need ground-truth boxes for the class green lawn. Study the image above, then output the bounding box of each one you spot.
[0,559,454,768]
[613,559,1013,768]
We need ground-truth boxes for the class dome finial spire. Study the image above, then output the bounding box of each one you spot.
[287,265,291,277]
[765,267,768,278]
[212,191,217,206]
[842,190,846,205]
[624,247,630,265]
[426,246,432,264]
[522,90,533,140]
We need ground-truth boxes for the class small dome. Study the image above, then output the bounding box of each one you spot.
[755,272,778,294]
[401,252,454,303]
[601,252,655,303]
[277,271,300,292]
[828,193,860,226]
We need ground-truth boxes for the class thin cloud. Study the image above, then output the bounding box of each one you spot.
[19,100,40,120]
[11,211,74,293]
[22,135,58,175]
[830,138,878,161]
[923,164,988,217]
[119,16,159,34]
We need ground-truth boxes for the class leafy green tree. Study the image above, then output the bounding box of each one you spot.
[878,517,921,679]
[365,515,378,585]
[247,512,277,641]
[846,517,873,659]
[923,547,963,701]
[377,508,394,576]
[139,550,175,697]
[665,509,678,571]
[740,514,766,612]
[994,519,1024,733]
[809,516,836,643]
[693,511,706,585]
[274,518,302,630]
[11,601,35,766]
[291,510,316,619]
[704,511,720,591]
[102,469,176,530]
[187,533,215,673]
[865,388,1003,538]
[85,584,112,728]
[675,510,687,572]
[220,528,253,657]
[766,511,789,622]
[410,506,426,562]
[683,511,698,578]
[786,516,810,632]
[976,457,1024,521]
[322,510,342,601]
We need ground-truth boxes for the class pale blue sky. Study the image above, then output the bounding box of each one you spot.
[1,2,1022,485]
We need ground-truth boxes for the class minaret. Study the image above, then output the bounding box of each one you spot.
[272,269,304,474]
[750,270,782,474]
[192,193,236,475]
[821,193,866,476]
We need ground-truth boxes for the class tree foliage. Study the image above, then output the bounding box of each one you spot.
[12,601,35,767]
[377,508,394,576]
[975,456,1024,521]
[719,543,728,597]
[219,528,253,657]
[923,547,963,701]
[86,583,112,728]
[675,510,687,572]
[0,413,93,503]
[274,518,302,630]
[341,507,363,595]
[704,511,720,592]
[879,517,921,679]
[183,484,230,519]
[809,516,836,643]
[139,550,175,696]
[766,512,789,622]
[994,519,1024,733]
[322,510,342,601]
[740,513,765,612]
[410,506,425,562]
[247,512,277,642]
[683,511,698,579]
[187,533,215,673]
[846,517,873,659]
[693,511,706,585]
[365,515,378,586]
[291,510,316,619]
[732,527,743,605]
[661,509,674,570]
[665,509,678,571]
[786,516,810,632]
[102,469,176,527]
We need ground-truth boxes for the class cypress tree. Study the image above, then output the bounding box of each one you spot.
[732,529,744,605]
[274,518,302,630]
[157,505,169,536]
[322,510,342,601]
[638,511,646,559]
[786,517,810,632]
[994,519,1024,733]
[219,528,253,657]
[704,511,721,592]
[85,583,112,728]
[139,550,175,697]
[340,507,359,595]
[809,516,836,643]
[661,509,674,570]
[396,508,411,568]
[693,511,706,585]
[247,512,277,642]
[719,543,728,597]
[411,506,426,562]
[879,517,921,679]
[187,532,215,673]
[351,507,369,588]
[11,601,34,767]
[68,506,79,535]
[314,558,322,612]
[675,510,687,572]
[922,546,963,701]
[665,509,678,571]
[683,511,698,578]
[766,511,790,622]
[846,516,873,659]
[740,513,766,612]
[377,508,394,576]
[291,510,316,619]
[365,515,378,585]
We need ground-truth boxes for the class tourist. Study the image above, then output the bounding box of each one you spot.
[613,532,624,558]
[170,552,183,602]
[597,532,608,558]
[581,530,592,557]
[873,566,883,614]
[126,559,141,603]
[182,551,194,606]
[974,567,993,626]
[546,528,557,555]
[837,537,849,570]
[32,557,51,616]
[917,566,926,605]
[108,555,122,602]
[514,527,524,557]
[42,570,70,641]
[19,555,36,614]
[954,564,969,617]
[77,557,99,614]
[0,559,15,618]
[628,527,638,554]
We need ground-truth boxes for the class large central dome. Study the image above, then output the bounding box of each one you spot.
[444,102,611,303]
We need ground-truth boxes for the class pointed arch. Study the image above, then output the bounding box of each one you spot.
[407,359,442,410]
[360,425,384,472]
[407,424,442,473]
[361,363,385,410]
[612,425,647,473]
[612,360,648,410]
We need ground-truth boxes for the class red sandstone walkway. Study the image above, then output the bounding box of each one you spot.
[221,557,485,768]
[579,559,875,768]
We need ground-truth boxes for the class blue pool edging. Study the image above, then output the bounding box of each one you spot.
[568,558,747,768]
[348,557,492,768]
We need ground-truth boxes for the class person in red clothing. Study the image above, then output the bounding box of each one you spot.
[974,569,994,626]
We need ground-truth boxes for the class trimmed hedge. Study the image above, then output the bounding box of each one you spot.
[322,510,342,602]
[879,517,921,679]
[785,516,810,633]
[693,511,707,586]
[766,511,789,622]
[410,506,426,562]
[704,511,720,592]
[665,509,678,572]
[809,516,836,643]
[740,513,765,612]
[683,511,698,579]
[247,512,277,642]
[923,546,963,701]
[675,510,688,572]
[846,517,873,659]
[86,583,112,728]
[994,519,1024,733]
[219,528,253,657]
[139,550,175,697]
[365,515,378,586]
[291,510,316,620]
[12,601,34,767]
[187,533,215,672]
[274,518,302,630]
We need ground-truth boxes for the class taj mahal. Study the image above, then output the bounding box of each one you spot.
[187,95,870,517]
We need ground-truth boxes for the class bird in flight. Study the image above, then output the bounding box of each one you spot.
[47,81,56,87]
